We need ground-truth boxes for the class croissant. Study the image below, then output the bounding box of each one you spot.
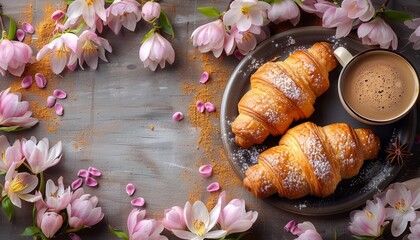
[232,42,338,148]
[243,122,381,199]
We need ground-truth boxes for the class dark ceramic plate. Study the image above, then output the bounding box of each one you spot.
[220,26,417,216]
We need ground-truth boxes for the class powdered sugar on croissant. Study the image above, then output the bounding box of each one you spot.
[232,42,338,148]
[243,122,380,199]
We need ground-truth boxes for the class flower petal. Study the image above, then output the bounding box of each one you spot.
[53,89,67,99]
[204,102,216,112]
[22,22,35,34]
[206,182,220,192]
[85,176,98,187]
[21,75,33,89]
[126,183,136,196]
[55,103,64,116]
[46,96,56,108]
[130,197,145,207]
[17,29,25,42]
[78,169,89,178]
[34,73,47,88]
[88,166,101,176]
[172,112,184,121]
[71,178,83,190]
[199,164,213,178]
[196,100,205,113]
[199,71,210,84]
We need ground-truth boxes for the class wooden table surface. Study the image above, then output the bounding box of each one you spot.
[1,0,419,239]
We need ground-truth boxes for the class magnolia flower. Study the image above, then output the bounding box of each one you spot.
[0,35,33,77]
[348,198,387,238]
[37,209,63,238]
[36,33,78,74]
[385,183,420,237]
[172,198,226,240]
[268,0,300,26]
[0,88,38,130]
[163,206,187,231]
[191,19,226,58]
[71,30,112,70]
[43,176,72,212]
[318,4,354,38]
[0,136,23,172]
[225,25,260,56]
[142,1,161,22]
[139,32,175,71]
[342,0,375,21]
[67,192,104,228]
[218,191,258,235]
[2,162,41,208]
[357,17,398,50]
[127,209,168,240]
[405,18,420,50]
[21,137,62,174]
[223,0,271,32]
[105,0,142,35]
[65,0,106,29]
[297,0,329,15]
[285,220,322,240]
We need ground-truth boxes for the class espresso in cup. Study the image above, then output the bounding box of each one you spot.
[335,48,419,124]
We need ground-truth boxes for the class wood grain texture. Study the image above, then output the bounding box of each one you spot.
[0,1,419,239]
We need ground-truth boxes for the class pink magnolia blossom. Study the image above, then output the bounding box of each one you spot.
[348,198,387,238]
[268,0,301,26]
[3,162,41,208]
[43,176,72,212]
[217,191,258,235]
[67,192,104,228]
[297,0,329,15]
[0,88,38,130]
[223,0,271,32]
[0,36,33,77]
[37,209,63,238]
[163,206,186,231]
[127,209,168,240]
[105,0,142,35]
[405,18,420,50]
[171,197,226,240]
[51,10,65,21]
[191,19,226,58]
[36,33,78,74]
[357,17,398,50]
[142,1,161,22]
[285,220,322,240]
[318,4,354,38]
[139,32,175,71]
[21,137,62,174]
[65,0,106,29]
[0,135,23,172]
[71,30,112,70]
[342,0,375,21]
[226,26,259,56]
[385,183,420,237]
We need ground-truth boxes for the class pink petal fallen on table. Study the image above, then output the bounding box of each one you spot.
[46,96,56,108]
[53,89,67,99]
[69,233,82,240]
[86,177,98,187]
[21,75,33,89]
[71,178,83,190]
[198,164,213,178]
[35,73,47,88]
[131,197,145,207]
[51,10,65,21]
[204,102,216,112]
[206,182,220,192]
[196,100,205,113]
[77,169,89,178]
[172,112,184,121]
[88,166,101,176]
[17,29,25,42]
[22,22,35,34]
[55,103,64,116]
[199,71,209,84]
[126,183,136,196]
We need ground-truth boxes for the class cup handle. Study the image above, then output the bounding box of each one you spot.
[334,47,354,67]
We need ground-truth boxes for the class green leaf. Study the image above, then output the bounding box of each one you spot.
[382,10,412,22]
[21,226,41,236]
[351,235,377,240]
[109,225,128,240]
[293,0,303,5]
[1,14,17,40]
[65,0,74,5]
[2,197,14,222]
[0,126,25,132]
[142,28,156,43]
[197,7,221,18]
[158,11,174,38]
[105,0,115,3]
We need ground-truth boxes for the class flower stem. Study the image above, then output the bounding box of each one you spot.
[381,0,390,9]
[38,172,45,195]
[0,4,6,39]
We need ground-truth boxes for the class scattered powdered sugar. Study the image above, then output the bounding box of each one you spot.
[232,145,268,173]
[285,36,296,46]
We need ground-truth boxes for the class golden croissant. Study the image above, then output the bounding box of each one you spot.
[243,122,381,199]
[232,42,338,148]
